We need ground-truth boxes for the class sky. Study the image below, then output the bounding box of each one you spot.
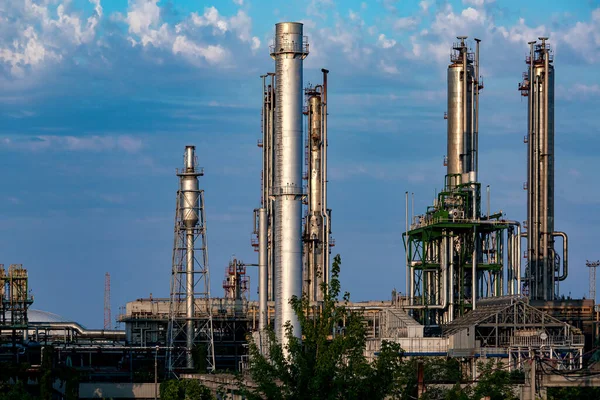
[1,0,600,329]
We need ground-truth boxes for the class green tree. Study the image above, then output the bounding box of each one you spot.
[40,346,53,400]
[160,379,214,400]
[0,381,33,400]
[241,254,404,400]
[471,360,518,400]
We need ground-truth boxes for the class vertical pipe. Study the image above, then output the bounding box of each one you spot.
[472,228,477,310]
[517,224,522,295]
[527,41,535,298]
[411,192,414,226]
[474,38,481,178]
[542,39,550,300]
[486,185,490,218]
[272,22,307,342]
[186,231,194,369]
[258,208,268,336]
[462,40,468,174]
[449,235,454,320]
[533,74,540,299]
[405,192,409,301]
[268,73,275,303]
[321,68,329,289]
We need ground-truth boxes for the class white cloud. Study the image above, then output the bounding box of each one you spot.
[233,0,244,5]
[307,0,334,19]
[0,135,143,153]
[191,7,229,35]
[419,1,431,13]
[172,36,229,65]
[394,17,419,31]
[377,34,396,49]
[0,0,103,77]
[497,18,548,46]
[560,8,600,63]
[463,0,495,6]
[379,60,399,74]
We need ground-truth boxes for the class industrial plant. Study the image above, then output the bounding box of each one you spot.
[1,21,599,399]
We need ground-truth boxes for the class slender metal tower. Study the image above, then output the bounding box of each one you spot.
[587,261,600,304]
[256,72,276,339]
[270,22,308,342]
[302,69,332,302]
[519,38,568,300]
[104,272,111,330]
[167,146,215,374]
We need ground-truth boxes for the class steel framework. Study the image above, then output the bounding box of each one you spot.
[167,146,215,375]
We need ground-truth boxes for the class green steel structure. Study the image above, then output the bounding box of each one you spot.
[403,175,521,326]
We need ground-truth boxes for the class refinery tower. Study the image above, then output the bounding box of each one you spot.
[403,37,522,326]
[253,22,332,346]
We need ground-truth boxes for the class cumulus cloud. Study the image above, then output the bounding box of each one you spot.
[377,34,396,49]
[172,36,229,65]
[191,6,229,35]
[394,16,419,31]
[0,0,103,77]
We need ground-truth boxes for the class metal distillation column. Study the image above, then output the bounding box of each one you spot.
[271,22,308,342]
[167,146,215,374]
[303,69,331,303]
[520,38,567,300]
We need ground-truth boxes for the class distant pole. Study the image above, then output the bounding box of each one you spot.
[104,273,111,330]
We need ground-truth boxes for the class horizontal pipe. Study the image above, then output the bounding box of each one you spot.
[28,322,126,340]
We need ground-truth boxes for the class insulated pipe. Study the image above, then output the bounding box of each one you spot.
[472,227,477,310]
[462,39,468,174]
[185,231,194,369]
[405,192,409,301]
[533,74,540,299]
[321,68,329,289]
[553,231,568,281]
[308,93,323,301]
[258,208,268,335]
[527,41,535,294]
[271,22,307,342]
[541,37,550,300]
[474,38,481,177]
[449,235,454,320]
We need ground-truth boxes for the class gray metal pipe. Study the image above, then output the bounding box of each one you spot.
[28,322,126,340]
[258,208,268,336]
[542,38,550,300]
[553,231,568,281]
[405,192,409,301]
[321,68,329,289]
[186,231,194,369]
[474,38,481,177]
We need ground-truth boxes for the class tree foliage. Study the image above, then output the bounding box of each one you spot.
[160,379,214,400]
[241,254,404,400]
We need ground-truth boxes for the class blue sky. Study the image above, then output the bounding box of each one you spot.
[1,0,600,328]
